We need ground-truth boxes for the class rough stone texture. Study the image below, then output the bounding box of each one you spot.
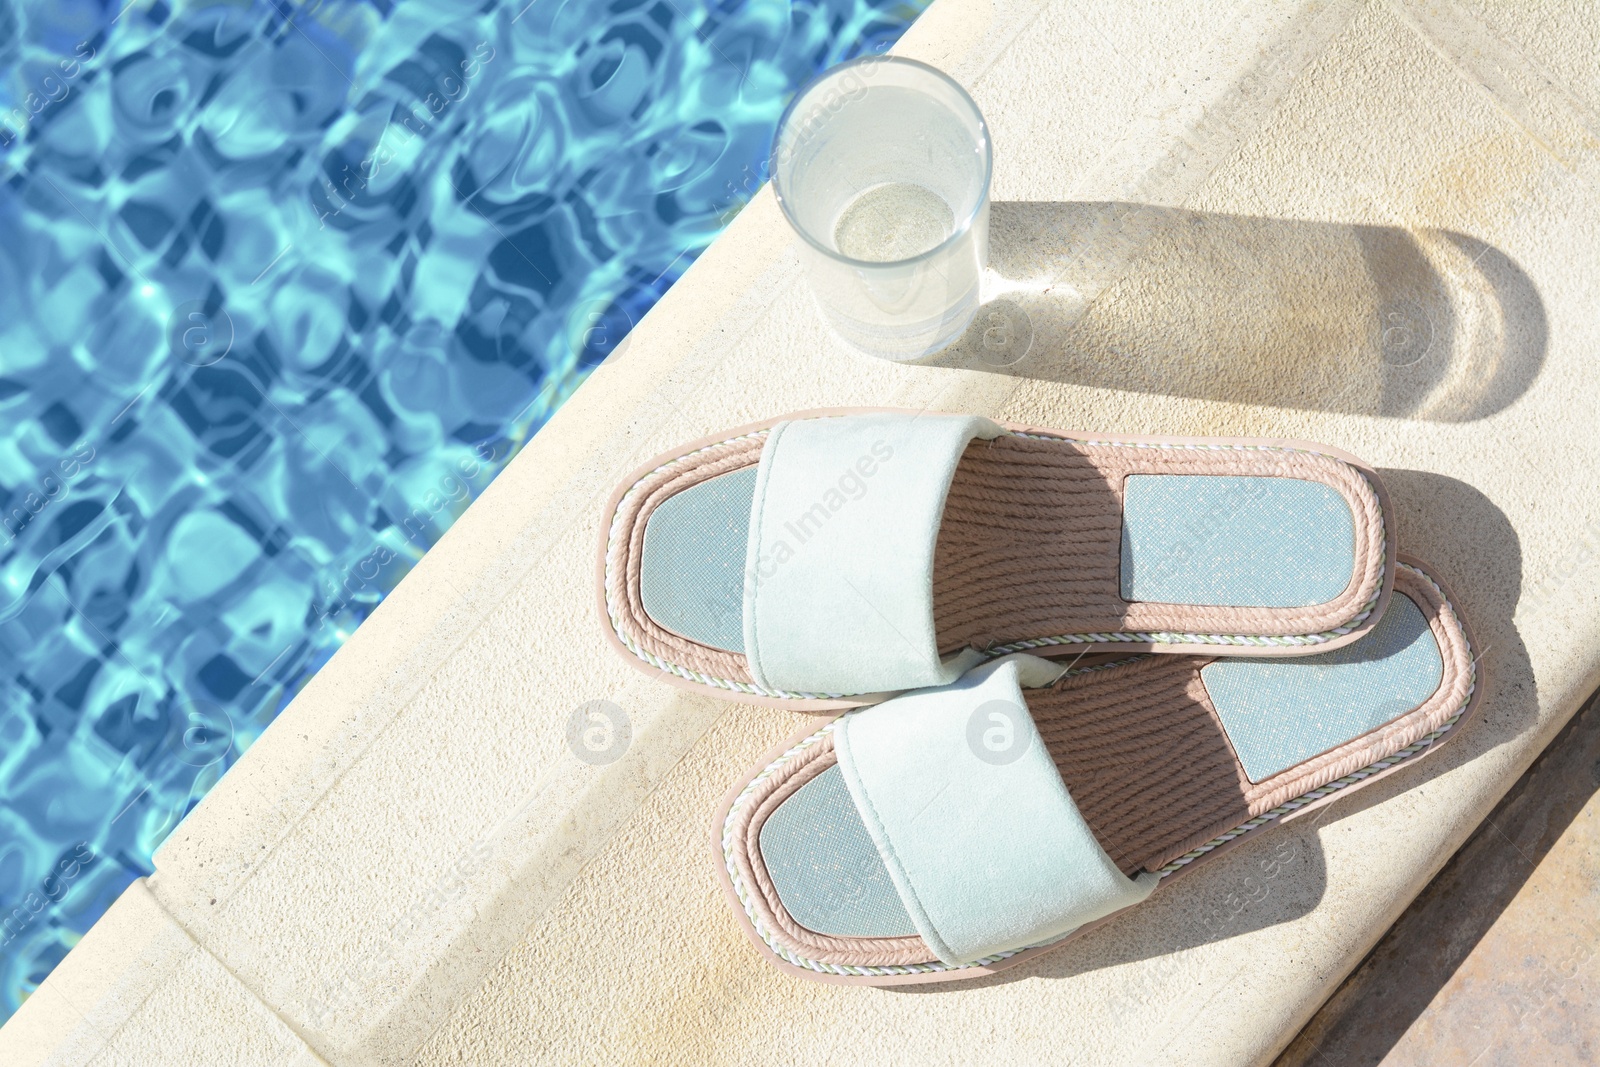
[7,0,1600,1064]
[1276,690,1600,1067]
[0,881,327,1067]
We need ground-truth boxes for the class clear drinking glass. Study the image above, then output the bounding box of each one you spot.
[771,56,992,361]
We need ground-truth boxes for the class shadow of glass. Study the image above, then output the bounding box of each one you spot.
[922,202,1546,422]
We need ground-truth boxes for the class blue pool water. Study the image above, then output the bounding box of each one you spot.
[0,0,928,1023]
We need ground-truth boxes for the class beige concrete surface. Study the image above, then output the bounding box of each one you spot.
[1276,688,1600,1066]
[6,0,1600,1064]
[1371,719,1600,1067]
[1,880,327,1067]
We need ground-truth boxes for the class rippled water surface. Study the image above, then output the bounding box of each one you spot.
[0,0,927,1022]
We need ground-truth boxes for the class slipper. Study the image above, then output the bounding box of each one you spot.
[713,558,1477,984]
[599,408,1396,709]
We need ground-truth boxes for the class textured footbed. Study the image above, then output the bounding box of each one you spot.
[1203,593,1442,782]
[607,429,1389,695]
[758,764,914,937]
[730,563,1473,970]
[641,466,755,652]
[1119,474,1354,607]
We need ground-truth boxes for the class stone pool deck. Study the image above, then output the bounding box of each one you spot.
[6,0,1600,1063]
[1276,686,1600,1066]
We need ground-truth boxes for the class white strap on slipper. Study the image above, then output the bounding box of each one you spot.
[744,411,1002,694]
[834,654,1159,964]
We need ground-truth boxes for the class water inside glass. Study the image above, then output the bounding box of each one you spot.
[833,183,954,262]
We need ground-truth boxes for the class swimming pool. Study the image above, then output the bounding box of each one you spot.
[0,0,929,1023]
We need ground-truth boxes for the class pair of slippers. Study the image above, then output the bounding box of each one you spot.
[598,409,1479,985]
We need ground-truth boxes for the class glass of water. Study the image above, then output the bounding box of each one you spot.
[771,56,992,361]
